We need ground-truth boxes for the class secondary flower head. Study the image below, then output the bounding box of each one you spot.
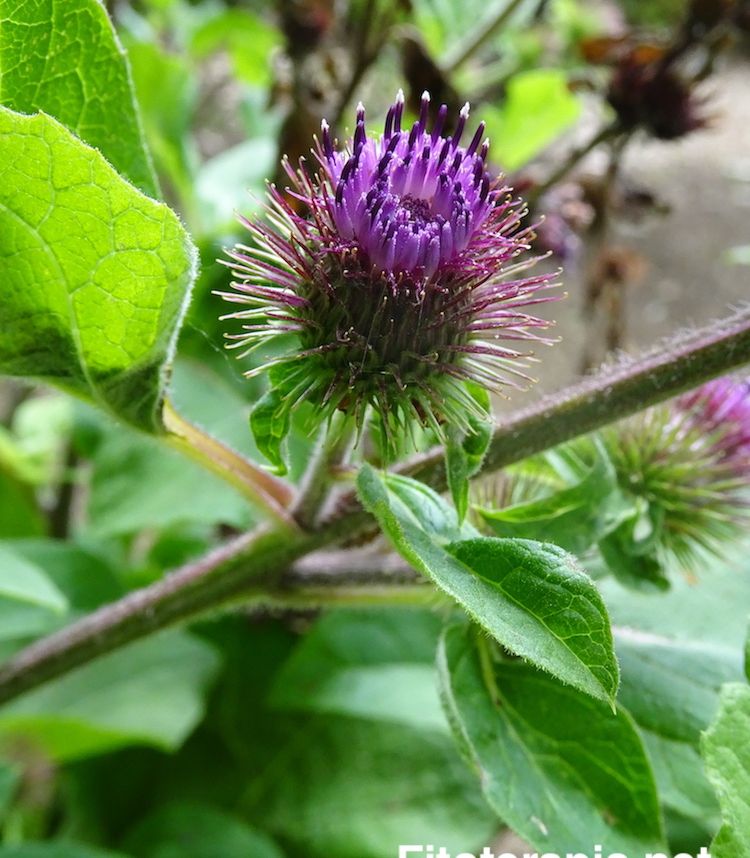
[677,377,750,478]
[219,91,557,448]
[604,375,750,567]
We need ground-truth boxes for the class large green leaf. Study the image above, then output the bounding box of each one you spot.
[245,714,497,858]
[702,683,750,857]
[438,622,665,853]
[269,609,447,731]
[0,631,219,761]
[484,69,581,170]
[603,567,749,827]
[0,108,196,430]
[124,801,282,858]
[357,465,619,703]
[0,0,157,196]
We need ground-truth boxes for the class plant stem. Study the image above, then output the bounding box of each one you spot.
[441,0,527,74]
[0,524,321,705]
[162,400,295,525]
[399,306,750,490]
[1,308,750,703]
[291,414,357,530]
[527,123,621,207]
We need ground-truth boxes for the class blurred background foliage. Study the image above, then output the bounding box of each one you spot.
[1,0,750,854]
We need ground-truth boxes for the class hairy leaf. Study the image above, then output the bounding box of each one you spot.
[0,0,157,195]
[0,108,196,430]
[438,622,665,853]
[358,465,619,703]
[702,683,750,856]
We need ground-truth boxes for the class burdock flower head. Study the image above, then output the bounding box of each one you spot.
[219,91,557,454]
[604,375,750,567]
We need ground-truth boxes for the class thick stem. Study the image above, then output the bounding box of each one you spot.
[0,524,320,705]
[1,309,750,703]
[398,307,750,490]
[162,400,295,524]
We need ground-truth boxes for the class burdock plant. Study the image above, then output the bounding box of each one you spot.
[219,91,557,461]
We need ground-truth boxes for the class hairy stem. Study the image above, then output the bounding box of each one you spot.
[1,309,750,703]
[162,400,295,524]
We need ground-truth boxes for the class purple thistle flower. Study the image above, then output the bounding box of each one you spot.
[603,375,750,569]
[218,91,558,444]
[677,377,750,478]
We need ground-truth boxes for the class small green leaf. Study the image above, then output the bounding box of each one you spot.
[0,544,68,614]
[438,623,666,853]
[702,683,750,856]
[0,108,197,431]
[190,8,282,87]
[357,464,619,703]
[0,631,219,761]
[476,438,630,554]
[484,69,581,170]
[0,0,158,196]
[250,387,293,476]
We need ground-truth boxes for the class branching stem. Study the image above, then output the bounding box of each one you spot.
[162,400,295,525]
[1,309,750,704]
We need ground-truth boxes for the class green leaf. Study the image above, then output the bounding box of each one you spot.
[438,622,666,853]
[358,464,619,703]
[269,609,447,731]
[702,683,750,856]
[642,732,719,822]
[0,108,197,431]
[245,715,497,858]
[0,0,157,196]
[85,420,252,537]
[124,801,283,858]
[0,471,45,538]
[0,760,19,818]
[0,544,67,614]
[0,631,219,761]
[190,8,282,87]
[446,384,492,523]
[602,563,750,827]
[250,387,293,476]
[0,846,127,858]
[476,438,630,554]
[5,540,123,611]
[484,69,581,170]
[616,631,742,745]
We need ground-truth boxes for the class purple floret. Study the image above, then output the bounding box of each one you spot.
[218,91,559,440]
